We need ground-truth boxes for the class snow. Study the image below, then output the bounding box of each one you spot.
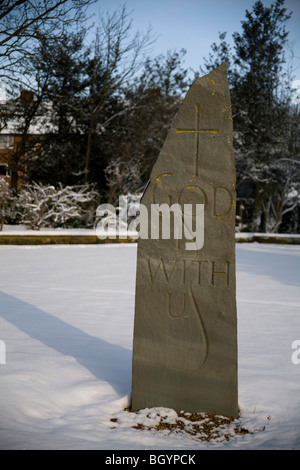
[0,225,98,235]
[2,225,300,244]
[235,232,300,242]
[0,242,299,450]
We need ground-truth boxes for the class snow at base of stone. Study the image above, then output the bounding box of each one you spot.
[108,406,270,445]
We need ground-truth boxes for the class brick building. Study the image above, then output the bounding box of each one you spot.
[0,90,40,189]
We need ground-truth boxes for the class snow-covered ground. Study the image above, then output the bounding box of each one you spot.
[0,243,299,450]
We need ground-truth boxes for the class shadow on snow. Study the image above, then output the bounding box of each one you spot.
[0,290,132,397]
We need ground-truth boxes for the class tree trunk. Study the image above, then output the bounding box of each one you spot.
[84,111,95,185]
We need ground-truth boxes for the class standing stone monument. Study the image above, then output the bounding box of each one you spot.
[131,63,238,418]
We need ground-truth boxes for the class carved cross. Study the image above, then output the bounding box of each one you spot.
[176,104,218,176]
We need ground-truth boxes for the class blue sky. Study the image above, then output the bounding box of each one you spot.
[87,0,300,78]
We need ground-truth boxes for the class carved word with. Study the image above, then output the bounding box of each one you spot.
[146,258,231,287]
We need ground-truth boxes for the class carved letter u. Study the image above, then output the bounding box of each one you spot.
[168,292,186,318]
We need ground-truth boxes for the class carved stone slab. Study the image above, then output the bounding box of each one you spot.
[131,63,238,418]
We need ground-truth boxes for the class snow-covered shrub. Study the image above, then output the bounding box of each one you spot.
[0,178,9,231]
[0,178,9,205]
[104,157,144,205]
[19,182,100,230]
[95,193,142,237]
[3,188,24,226]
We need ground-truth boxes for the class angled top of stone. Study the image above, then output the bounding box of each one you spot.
[173,62,232,132]
[143,62,234,192]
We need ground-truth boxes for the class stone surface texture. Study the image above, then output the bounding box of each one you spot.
[131,63,238,418]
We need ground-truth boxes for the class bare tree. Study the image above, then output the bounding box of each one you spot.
[0,0,94,85]
[83,5,155,183]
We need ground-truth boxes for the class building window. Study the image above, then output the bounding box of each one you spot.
[0,135,13,149]
[0,164,9,177]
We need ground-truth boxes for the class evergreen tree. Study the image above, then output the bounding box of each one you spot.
[201,0,299,233]
[232,0,293,232]
[25,29,90,186]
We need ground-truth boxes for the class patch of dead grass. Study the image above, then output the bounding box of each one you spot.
[116,408,251,443]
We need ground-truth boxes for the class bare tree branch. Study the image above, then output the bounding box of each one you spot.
[0,0,94,81]
[0,1,27,22]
